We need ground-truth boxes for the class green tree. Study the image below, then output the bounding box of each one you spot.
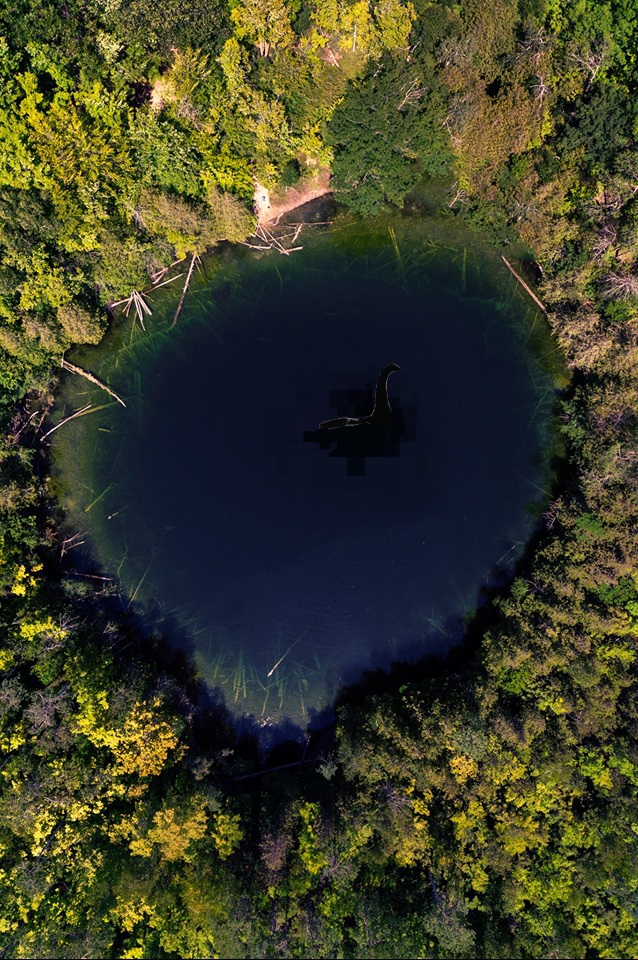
[57,303,106,344]
[231,0,296,58]
[328,50,451,214]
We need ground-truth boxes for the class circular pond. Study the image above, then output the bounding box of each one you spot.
[52,209,560,723]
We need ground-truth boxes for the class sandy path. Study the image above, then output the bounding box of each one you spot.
[254,168,333,226]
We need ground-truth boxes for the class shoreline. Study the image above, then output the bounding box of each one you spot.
[254,168,333,226]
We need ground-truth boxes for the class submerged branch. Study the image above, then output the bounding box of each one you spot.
[171,253,199,328]
[127,290,152,329]
[148,272,184,291]
[151,257,186,284]
[109,289,153,330]
[60,531,87,557]
[11,408,40,440]
[61,359,127,407]
[41,404,93,440]
[501,255,548,315]
[228,757,319,782]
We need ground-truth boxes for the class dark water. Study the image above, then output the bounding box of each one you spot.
[52,210,561,724]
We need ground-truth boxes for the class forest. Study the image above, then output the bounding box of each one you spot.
[1,0,638,956]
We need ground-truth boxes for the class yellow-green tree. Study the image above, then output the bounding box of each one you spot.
[231,0,296,58]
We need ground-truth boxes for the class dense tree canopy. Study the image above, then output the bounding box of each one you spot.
[1,0,638,956]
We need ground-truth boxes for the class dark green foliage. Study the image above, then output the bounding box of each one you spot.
[0,189,58,259]
[265,50,346,128]
[112,0,231,54]
[327,52,452,215]
[559,84,637,175]
[280,159,302,186]
[608,0,638,80]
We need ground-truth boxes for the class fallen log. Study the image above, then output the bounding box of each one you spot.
[171,253,199,328]
[501,255,548,315]
[61,359,127,407]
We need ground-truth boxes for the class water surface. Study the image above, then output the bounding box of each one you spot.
[52,209,561,723]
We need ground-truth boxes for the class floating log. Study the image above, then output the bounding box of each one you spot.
[240,222,304,255]
[109,289,153,329]
[70,572,114,582]
[61,531,87,557]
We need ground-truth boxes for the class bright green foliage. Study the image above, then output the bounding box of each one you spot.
[126,797,209,861]
[231,0,296,58]
[87,0,231,54]
[5,74,134,251]
[130,111,205,197]
[309,0,416,63]
[72,689,185,778]
[211,805,244,860]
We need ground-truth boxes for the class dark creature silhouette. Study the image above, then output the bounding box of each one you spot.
[303,364,404,475]
[318,363,400,432]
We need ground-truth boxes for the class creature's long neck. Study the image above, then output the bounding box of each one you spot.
[370,364,398,419]
[317,364,399,430]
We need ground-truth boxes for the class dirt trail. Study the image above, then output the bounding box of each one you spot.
[254,168,333,226]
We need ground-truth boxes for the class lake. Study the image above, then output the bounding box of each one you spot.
[51,203,562,725]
